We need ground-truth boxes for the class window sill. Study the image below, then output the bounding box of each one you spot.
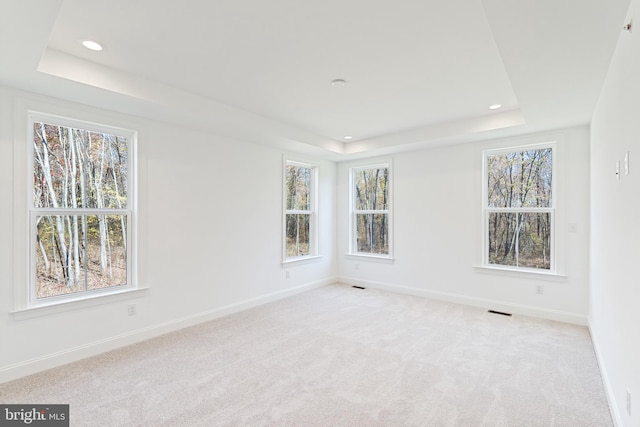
[345,253,395,264]
[282,255,323,267]
[12,287,150,320]
[474,265,567,281]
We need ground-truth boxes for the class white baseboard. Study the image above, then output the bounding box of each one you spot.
[0,277,335,384]
[589,317,622,427]
[338,276,588,325]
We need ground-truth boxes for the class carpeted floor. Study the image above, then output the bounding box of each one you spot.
[0,283,612,426]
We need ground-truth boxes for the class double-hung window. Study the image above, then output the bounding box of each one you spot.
[30,113,135,304]
[283,160,317,261]
[350,163,392,257]
[483,144,554,271]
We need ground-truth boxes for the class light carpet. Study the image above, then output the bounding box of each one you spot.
[0,283,612,426]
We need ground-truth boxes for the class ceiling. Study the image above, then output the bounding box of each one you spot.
[0,0,631,160]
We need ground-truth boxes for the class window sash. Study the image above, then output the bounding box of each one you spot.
[285,213,313,258]
[32,118,131,211]
[30,210,132,302]
[353,212,390,255]
[484,210,554,269]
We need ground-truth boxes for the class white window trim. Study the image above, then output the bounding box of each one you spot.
[282,157,319,264]
[11,287,149,321]
[473,264,567,280]
[13,103,139,315]
[481,140,564,275]
[348,160,394,260]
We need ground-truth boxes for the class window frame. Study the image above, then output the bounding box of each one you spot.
[348,161,393,259]
[482,142,556,273]
[282,158,318,264]
[24,111,138,309]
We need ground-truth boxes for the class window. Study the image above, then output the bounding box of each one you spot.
[30,113,135,304]
[283,160,317,261]
[483,144,554,271]
[350,163,391,257]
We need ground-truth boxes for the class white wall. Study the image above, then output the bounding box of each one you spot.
[0,87,599,389]
[338,126,591,324]
[590,0,640,425]
[0,88,337,383]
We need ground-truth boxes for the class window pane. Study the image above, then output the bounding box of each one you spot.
[285,165,311,211]
[35,214,127,299]
[487,148,552,208]
[33,122,128,209]
[488,212,551,269]
[356,213,389,254]
[354,168,389,211]
[286,214,310,257]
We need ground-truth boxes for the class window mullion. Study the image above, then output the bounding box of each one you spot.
[485,207,554,213]
[285,209,311,215]
[354,209,389,214]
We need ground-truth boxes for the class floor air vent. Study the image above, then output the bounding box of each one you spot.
[488,310,512,317]
[352,285,366,289]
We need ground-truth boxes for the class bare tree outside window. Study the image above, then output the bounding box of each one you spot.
[284,162,315,258]
[485,147,553,269]
[352,166,390,255]
[32,120,131,299]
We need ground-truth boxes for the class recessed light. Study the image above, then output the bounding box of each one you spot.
[331,79,346,87]
[82,40,103,51]
[489,104,502,110]
[344,136,353,140]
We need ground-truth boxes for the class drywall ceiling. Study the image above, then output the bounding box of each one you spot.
[0,0,631,159]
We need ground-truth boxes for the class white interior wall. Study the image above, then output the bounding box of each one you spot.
[2,22,636,422]
[337,127,591,324]
[0,88,337,383]
[590,0,640,425]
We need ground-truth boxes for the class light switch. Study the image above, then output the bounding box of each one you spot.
[625,151,630,175]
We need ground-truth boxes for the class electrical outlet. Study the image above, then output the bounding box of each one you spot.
[536,285,544,295]
[627,388,631,416]
[127,304,136,316]
[355,264,359,271]
[285,270,290,279]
